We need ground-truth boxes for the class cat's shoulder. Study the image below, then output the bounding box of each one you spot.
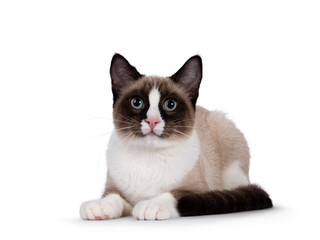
[195,105,229,125]
[195,105,242,140]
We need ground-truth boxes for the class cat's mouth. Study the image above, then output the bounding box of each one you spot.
[141,125,163,137]
[144,132,161,137]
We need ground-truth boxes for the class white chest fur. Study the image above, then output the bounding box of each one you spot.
[107,131,200,205]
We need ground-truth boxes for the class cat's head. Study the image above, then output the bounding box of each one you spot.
[110,54,202,148]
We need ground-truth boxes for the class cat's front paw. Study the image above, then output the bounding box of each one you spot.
[132,193,179,220]
[80,194,123,220]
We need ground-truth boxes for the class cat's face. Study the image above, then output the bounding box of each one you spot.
[110,54,202,147]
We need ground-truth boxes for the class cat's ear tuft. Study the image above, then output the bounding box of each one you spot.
[110,54,143,101]
[170,55,203,106]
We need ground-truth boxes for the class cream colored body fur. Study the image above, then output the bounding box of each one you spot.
[108,106,250,202]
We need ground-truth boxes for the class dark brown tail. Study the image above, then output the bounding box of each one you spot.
[177,184,273,216]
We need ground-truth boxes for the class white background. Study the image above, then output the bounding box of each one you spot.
[0,0,319,239]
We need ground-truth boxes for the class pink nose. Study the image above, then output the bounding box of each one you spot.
[146,117,160,131]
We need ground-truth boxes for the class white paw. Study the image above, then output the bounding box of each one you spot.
[80,194,123,220]
[132,193,179,220]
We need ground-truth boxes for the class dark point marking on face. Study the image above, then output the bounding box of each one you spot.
[109,54,203,141]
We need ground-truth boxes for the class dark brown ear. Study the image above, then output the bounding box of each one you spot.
[170,55,203,106]
[110,53,143,102]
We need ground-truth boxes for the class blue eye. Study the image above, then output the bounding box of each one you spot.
[131,97,143,109]
[164,99,177,111]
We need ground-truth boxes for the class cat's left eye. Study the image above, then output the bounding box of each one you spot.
[163,99,177,111]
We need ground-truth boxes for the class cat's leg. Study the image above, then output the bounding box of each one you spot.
[132,193,179,220]
[80,193,132,220]
[222,161,249,190]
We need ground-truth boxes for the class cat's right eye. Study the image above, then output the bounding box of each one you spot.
[131,97,144,109]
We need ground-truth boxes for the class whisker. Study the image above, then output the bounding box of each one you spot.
[113,119,138,125]
[171,127,213,138]
[171,129,191,138]
[169,119,195,125]
[116,131,135,145]
[125,130,139,147]
[85,125,136,140]
[114,113,138,123]
[166,126,207,130]
[114,126,134,131]
[171,129,210,150]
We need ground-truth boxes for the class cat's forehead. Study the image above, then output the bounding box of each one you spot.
[123,76,186,98]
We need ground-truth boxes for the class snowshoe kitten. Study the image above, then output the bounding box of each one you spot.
[80,54,272,220]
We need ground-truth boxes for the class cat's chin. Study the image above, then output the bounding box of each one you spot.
[143,132,161,138]
[118,132,179,149]
[137,134,173,148]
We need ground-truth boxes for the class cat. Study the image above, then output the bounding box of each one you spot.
[80,54,272,220]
